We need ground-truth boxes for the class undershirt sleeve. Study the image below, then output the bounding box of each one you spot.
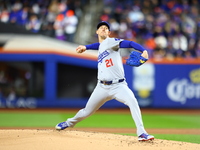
[85,43,100,50]
[119,40,145,52]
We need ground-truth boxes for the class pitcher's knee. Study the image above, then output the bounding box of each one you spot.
[80,108,94,118]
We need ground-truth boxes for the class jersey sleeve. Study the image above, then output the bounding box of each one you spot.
[119,40,145,52]
[85,43,100,50]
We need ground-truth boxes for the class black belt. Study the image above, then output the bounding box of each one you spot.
[100,79,124,85]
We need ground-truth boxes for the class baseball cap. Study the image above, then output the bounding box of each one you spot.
[97,21,110,30]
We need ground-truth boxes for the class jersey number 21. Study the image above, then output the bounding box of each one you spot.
[105,58,113,67]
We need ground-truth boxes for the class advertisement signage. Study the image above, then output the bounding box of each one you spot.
[153,65,200,108]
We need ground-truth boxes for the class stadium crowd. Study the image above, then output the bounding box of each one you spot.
[101,0,200,59]
[0,0,82,42]
[0,0,200,59]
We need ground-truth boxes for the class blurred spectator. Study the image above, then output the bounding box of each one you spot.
[73,0,83,19]
[181,14,196,39]
[9,3,21,24]
[152,45,167,61]
[128,6,144,23]
[63,10,78,42]
[144,34,156,49]
[17,6,29,26]
[0,7,9,23]
[32,2,40,15]
[100,7,111,22]
[26,14,41,33]
[54,13,65,40]
[154,35,167,50]
[46,0,59,24]
[109,18,119,32]
[118,19,128,39]
[113,6,123,23]
[58,1,67,14]
[172,32,188,57]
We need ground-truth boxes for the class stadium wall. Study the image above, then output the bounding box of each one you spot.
[0,52,200,109]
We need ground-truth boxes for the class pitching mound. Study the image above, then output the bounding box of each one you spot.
[0,129,200,150]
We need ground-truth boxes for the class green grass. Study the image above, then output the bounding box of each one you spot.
[76,113,200,128]
[142,114,200,128]
[0,112,64,127]
[0,111,200,144]
[123,133,200,144]
[2,112,199,128]
[153,134,200,144]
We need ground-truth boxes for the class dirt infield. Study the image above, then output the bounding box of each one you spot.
[1,108,200,149]
[0,129,200,150]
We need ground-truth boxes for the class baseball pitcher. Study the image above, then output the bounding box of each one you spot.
[55,21,154,141]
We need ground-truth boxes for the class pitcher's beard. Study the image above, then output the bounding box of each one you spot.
[100,35,107,40]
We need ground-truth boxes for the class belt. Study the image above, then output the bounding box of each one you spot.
[100,79,124,85]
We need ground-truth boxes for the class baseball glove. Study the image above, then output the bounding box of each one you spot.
[126,51,148,67]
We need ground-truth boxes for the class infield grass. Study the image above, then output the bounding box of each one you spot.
[123,133,200,144]
[0,110,200,144]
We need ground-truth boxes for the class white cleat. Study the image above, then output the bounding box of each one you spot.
[55,121,69,130]
[138,133,154,141]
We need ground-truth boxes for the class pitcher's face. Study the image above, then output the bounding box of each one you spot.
[96,25,110,39]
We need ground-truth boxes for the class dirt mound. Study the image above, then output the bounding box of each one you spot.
[0,129,199,150]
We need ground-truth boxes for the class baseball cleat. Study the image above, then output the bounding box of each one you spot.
[55,121,69,130]
[138,133,154,141]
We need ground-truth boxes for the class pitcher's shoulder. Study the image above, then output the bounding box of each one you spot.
[106,37,123,42]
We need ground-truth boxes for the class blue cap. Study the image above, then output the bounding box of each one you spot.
[97,21,110,30]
